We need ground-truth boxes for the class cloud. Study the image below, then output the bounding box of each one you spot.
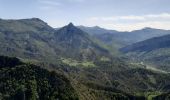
[146,13,170,18]
[88,13,170,22]
[102,21,170,32]
[86,13,170,31]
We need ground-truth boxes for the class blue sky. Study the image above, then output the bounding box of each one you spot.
[0,0,170,31]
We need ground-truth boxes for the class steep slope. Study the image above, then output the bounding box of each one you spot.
[53,23,110,60]
[0,55,78,100]
[78,26,124,55]
[0,18,58,62]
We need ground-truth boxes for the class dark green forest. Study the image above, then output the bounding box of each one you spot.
[0,56,78,100]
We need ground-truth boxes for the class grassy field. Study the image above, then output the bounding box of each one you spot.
[61,58,96,67]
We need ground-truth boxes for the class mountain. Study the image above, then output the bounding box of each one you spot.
[120,34,170,71]
[0,19,110,63]
[57,26,170,55]
[0,18,54,33]
[79,27,170,56]
[0,55,78,100]
[120,34,170,53]
[78,26,125,54]
[78,26,118,35]
[0,18,58,62]
[53,23,110,61]
[126,27,170,44]
[58,25,120,56]
[93,27,170,48]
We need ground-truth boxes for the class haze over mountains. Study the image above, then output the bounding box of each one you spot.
[1,18,170,100]
[79,26,170,47]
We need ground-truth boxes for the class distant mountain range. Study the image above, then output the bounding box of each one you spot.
[79,26,170,48]
[77,26,170,58]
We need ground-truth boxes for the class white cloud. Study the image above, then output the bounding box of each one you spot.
[101,21,170,32]
[119,16,145,20]
[89,13,170,21]
[86,13,170,31]
[146,13,170,18]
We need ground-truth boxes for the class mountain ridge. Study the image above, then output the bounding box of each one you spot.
[53,23,110,60]
[0,18,110,62]
[120,34,170,53]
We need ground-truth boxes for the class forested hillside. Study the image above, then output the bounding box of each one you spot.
[0,56,78,100]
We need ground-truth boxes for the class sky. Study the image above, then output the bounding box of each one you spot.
[0,0,170,31]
